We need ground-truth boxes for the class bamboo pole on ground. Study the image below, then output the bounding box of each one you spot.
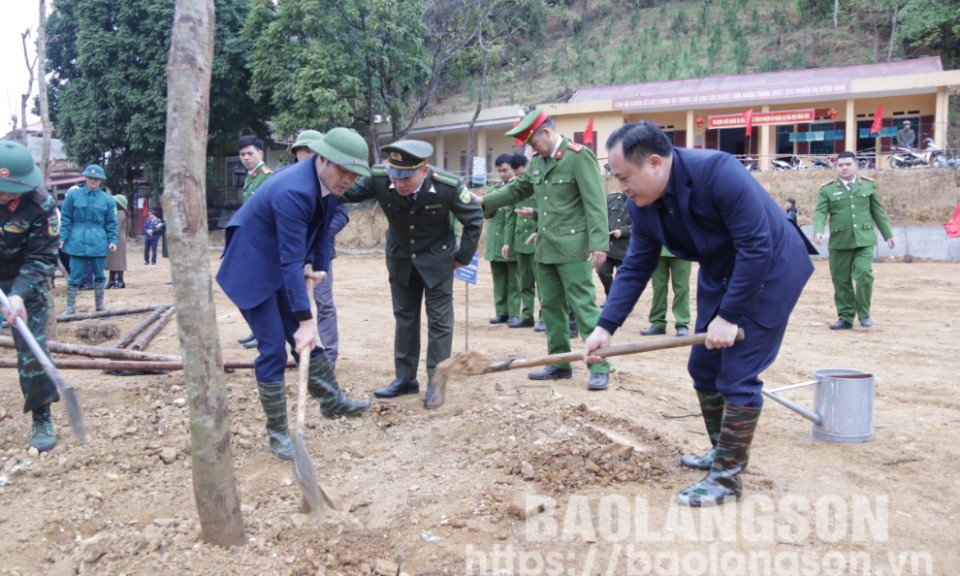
[113,304,172,349]
[132,306,176,351]
[0,358,294,371]
[56,305,165,322]
[0,336,179,362]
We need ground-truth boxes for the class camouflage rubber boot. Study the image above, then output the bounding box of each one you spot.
[680,391,725,470]
[307,354,370,418]
[676,403,761,507]
[257,381,293,460]
[30,404,57,453]
[94,280,107,312]
[65,285,78,315]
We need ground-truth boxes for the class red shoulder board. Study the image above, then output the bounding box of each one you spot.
[567,142,584,152]
[262,166,273,174]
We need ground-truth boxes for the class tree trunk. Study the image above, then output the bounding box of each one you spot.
[886,4,899,62]
[38,0,51,183]
[163,0,245,548]
[465,19,489,186]
[19,30,36,146]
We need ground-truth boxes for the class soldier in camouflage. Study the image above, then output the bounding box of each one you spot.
[0,140,61,452]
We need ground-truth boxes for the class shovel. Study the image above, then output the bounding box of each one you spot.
[428,329,745,409]
[292,272,336,514]
[0,287,86,444]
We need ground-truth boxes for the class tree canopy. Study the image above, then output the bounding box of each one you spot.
[47,0,261,195]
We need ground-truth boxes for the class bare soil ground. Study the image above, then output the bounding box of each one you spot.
[1,251,958,576]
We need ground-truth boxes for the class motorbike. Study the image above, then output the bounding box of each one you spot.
[888,137,942,169]
[742,156,759,172]
[922,140,960,168]
[810,156,833,170]
[771,155,807,171]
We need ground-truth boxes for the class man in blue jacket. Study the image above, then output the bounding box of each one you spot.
[216,128,372,460]
[584,121,815,507]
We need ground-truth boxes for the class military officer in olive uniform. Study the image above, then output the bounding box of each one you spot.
[596,190,631,298]
[639,247,691,337]
[509,153,537,328]
[0,141,61,452]
[478,107,612,390]
[341,140,483,408]
[486,153,520,325]
[813,150,895,330]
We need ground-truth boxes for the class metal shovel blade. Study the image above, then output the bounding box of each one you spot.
[293,350,321,514]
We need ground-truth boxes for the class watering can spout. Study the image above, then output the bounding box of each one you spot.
[762,382,822,425]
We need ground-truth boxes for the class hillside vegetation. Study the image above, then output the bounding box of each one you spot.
[433,0,958,113]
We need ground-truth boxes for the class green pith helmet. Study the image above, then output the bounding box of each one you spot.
[113,194,128,210]
[290,129,324,152]
[307,127,371,177]
[81,164,107,180]
[380,140,434,178]
[0,140,43,194]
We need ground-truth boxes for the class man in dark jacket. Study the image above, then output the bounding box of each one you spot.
[216,128,372,460]
[585,121,815,507]
[596,190,631,299]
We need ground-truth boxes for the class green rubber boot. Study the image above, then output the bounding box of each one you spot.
[680,391,725,470]
[306,353,370,418]
[676,403,761,507]
[31,404,57,452]
[257,381,293,460]
[94,280,107,312]
[65,285,78,315]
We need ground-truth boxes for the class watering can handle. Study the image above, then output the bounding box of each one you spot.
[762,382,823,425]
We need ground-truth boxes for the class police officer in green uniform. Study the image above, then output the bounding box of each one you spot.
[341,140,483,408]
[596,190,631,299]
[813,150,895,329]
[237,134,274,348]
[478,107,612,390]
[0,141,61,452]
[639,247,691,336]
[239,134,272,204]
[509,153,537,328]
[486,154,520,324]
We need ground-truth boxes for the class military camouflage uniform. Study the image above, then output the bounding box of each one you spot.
[1,190,60,412]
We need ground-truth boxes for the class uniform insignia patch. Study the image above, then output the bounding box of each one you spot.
[390,151,403,162]
[459,189,471,204]
[4,223,25,234]
[432,171,460,186]
[566,142,584,152]
[428,185,436,194]
[48,215,60,237]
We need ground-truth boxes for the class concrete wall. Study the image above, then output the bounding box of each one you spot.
[799,225,960,261]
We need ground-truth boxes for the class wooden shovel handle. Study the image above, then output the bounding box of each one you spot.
[487,328,745,372]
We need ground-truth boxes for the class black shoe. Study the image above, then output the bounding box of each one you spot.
[859,318,873,328]
[242,338,258,348]
[105,280,116,290]
[570,327,579,338]
[116,280,126,289]
[508,318,535,328]
[505,316,521,327]
[528,366,573,380]
[489,315,509,324]
[534,320,546,332]
[829,319,853,330]
[373,378,420,398]
[238,333,256,344]
[676,326,690,337]
[640,325,666,336]
[587,372,609,391]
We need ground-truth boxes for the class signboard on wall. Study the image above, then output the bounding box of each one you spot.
[708,109,816,129]
[471,157,486,187]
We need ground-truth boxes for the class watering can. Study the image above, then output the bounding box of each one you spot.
[762,369,875,443]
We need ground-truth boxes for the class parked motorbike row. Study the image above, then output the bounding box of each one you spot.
[888,137,960,169]
[740,140,960,172]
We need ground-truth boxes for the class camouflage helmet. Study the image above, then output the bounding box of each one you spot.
[0,140,43,194]
[81,164,107,180]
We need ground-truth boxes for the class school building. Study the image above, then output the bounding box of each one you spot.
[379,56,960,178]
